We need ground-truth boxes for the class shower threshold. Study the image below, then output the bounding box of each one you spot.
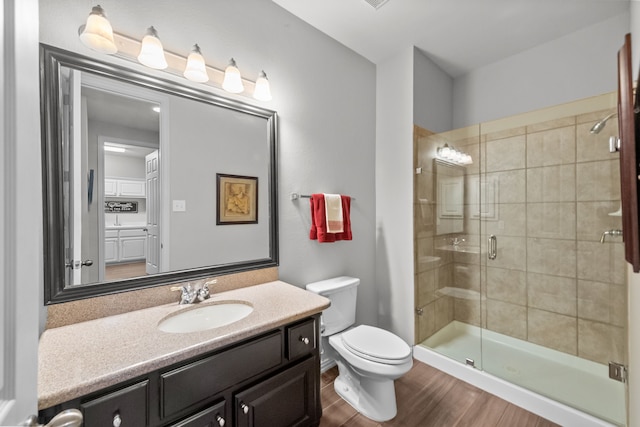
[419,321,625,426]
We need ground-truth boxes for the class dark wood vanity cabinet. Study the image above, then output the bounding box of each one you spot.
[39,315,321,427]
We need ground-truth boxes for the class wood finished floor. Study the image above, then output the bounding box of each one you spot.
[105,261,147,280]
[319,360,560,427]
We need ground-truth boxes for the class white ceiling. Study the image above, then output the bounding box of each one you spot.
[272,0,630,77]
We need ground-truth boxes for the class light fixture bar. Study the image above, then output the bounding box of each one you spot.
[111,32,258,97]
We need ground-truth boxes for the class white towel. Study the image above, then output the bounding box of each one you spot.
[324,194,344,233]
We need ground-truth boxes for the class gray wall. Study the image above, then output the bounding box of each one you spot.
[413,48,453,133]
[375,47,415,344]
[168,95,270,270]
[39,0,378,326]
[452,13,629,128]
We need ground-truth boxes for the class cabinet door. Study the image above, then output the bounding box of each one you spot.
[118,179,146,197]
[235,357,318,427]
[104,178,118,196]
[119,237,146,261]
[104,238,118,263]
[168,400,226,427]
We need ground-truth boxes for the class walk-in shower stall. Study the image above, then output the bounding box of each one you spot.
[413,93,627,426]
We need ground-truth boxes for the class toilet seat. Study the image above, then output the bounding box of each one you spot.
[341,325,411,365]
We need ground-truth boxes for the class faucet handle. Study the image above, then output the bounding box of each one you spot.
[171,284,196,304]
[197,283,210,301]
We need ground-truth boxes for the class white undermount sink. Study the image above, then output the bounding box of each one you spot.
[158,301,253,333]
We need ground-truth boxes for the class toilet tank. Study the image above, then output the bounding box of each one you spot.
[306,276,359,336]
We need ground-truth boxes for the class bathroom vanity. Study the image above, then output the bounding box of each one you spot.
[38,281,329,427]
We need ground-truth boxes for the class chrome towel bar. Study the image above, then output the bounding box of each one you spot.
[290,192,356,201]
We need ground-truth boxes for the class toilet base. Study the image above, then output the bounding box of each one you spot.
[333,360,399,422]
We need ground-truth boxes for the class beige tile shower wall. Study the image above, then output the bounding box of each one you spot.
[414,92,627,365]
[481,106,626,365]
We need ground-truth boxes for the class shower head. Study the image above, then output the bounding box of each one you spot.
[590,112,617,134]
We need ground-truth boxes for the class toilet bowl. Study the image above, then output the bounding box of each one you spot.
[305,276,413,422]
[328,325,413,421]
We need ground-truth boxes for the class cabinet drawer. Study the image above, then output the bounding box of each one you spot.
[119,229,146,238]
[287,319,316,360]
[160,331,282,419]
[168,400,226,427]
[81,380,148,427]
[105,230,119,238]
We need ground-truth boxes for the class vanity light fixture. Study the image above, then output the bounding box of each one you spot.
[437,144,473,165]
[137,26,168,70]
[253,70,272,101]
[78,5,118,54]
[77,7,273,101]
[183,44,209,83]
[222,58,244,93]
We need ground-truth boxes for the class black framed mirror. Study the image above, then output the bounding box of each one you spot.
[40,44,278,304]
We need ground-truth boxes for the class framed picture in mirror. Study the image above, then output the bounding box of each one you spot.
[217,174,258,224]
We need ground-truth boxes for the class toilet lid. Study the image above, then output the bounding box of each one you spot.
[341,325,411,365]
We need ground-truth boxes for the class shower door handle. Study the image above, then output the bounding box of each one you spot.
[488,235,497,260]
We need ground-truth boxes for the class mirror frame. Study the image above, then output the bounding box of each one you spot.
[40,44,279,304]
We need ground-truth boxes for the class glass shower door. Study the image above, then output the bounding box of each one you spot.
[479,104,628,426]
[414,125,483,369]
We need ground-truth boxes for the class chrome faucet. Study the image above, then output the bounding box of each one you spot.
[171,279,216,304]
[600,229,623,243]
[451,237,466,246]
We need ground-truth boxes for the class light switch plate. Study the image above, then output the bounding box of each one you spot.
[172,200,186,212]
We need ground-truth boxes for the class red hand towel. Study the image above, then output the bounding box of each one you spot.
[310,194,352,243]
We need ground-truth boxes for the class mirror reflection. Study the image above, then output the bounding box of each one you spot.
[42,45,278,303]
[435,159,464,235]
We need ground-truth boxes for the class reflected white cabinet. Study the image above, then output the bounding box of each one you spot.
[104,230,119,263]
[119,229,146,262]
[105,177,146,198]
[105,228,146,264]
[104,179,118,197]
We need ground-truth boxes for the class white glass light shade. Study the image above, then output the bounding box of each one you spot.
[78,5,117,54]
[183,44,209,83]
[137,26,168,70]
[253,70,272,101]
[222,58,244,93]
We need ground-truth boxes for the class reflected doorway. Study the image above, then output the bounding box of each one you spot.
[98,138,160,282]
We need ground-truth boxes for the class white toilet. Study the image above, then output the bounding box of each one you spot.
[306,276,413,422]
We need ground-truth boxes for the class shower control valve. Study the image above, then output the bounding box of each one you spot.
[609,136,621,153]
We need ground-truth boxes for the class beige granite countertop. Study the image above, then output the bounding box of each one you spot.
[38,280,330,410]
